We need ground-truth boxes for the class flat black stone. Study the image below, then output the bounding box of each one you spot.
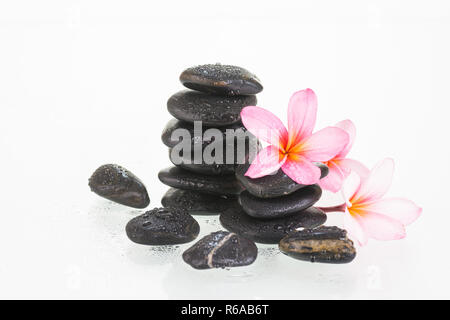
[167,90,257,127]
[220,204,327,244]
[125,207,200,245]
[279,226,356,264]
[238,184,322,219]
[161,188,237,215]
[163,120,260,175]
[179,64,263,96]
[168,139,260,176]
[170,156,235,175]
[158,166,245,196]
[235,160,329,198]
[182,231,258,269]
[161,119,250,148]
[88,164,150,208]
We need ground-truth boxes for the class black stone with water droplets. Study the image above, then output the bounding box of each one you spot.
[238,184,322,219]
[279,226,356,264]
[182,231,258,269]
[167,90,257,127]
[235,160,329,198]
[88,164,150,208]
[161,119,248,148]
[220,204,327,244]
[126,207,200,245]
[179,64,263,96]
[162,119,259,175]
[158,166,245,195]
[161,188,237,215]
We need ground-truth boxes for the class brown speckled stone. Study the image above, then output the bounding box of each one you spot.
[279,226,356,264]
[180,64,263,96]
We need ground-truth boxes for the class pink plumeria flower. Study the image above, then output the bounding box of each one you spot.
[342,158,422,246]
[240,89,349,185]
[319,120,369,192]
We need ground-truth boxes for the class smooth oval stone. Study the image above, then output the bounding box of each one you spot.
[179,64,263,96]
[235,161,328,198]
[182,231,258,269]
[161,188,237,215]
[238,184,322,219]
[279,226,356,264]
[158,166,245,196]
[168,137,260,176]
[161,119,249,148]
[125,207,200,245]
[220,205,326,244]
[167,90,257,127]
[88,164,150,208]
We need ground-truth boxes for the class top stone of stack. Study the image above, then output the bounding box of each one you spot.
[179,63,263,96]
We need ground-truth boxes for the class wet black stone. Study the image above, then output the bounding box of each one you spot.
[171,157,235,175]
[158,166,245,196]
[220,204,327,244]
[167,90,257,127]
[235,161,328,198]
[182,231,258,269]
[161,188,237,215]
[238,184,322,219]
[179,64,263,96]
[168,138,260,176]
[125,207,200,245]
[161,119,250,148]
[279,226,356,264]
[88,164,150,208]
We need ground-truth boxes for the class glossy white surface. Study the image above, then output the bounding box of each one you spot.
[0,0,449,299]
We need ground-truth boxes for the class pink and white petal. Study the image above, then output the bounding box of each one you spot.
[342,171,361,204]
[365,197,422,226]
[301,127,350,162]
[244,146,286,178]
[318,162,345,193]
[240,106,288,149]
[336,158,370,179]
[334,119,356,158]
[281,156,321,185]
[343,209,368,246]
[287,88,317,146]
[352,158,394,204]
[355,211,406,241]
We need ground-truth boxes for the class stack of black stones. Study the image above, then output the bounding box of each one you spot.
[159,63,261,214]
[89,64,356,269]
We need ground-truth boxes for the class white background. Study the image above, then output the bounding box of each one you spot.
[1,0,449,299]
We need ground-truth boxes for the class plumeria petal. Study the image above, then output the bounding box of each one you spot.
[364,197,422,226]
[287,88,317,147]
[301,127,349,162]
[334,119,356,158]
[354,211,406,241]
[343,208,368,246]
[281,156,321,185]
[352,158,394,204]
[245,146,286,178]
[240,106,288,149]
[318,161,345,193]
[336,158,370,179]
[342,171,361,204]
